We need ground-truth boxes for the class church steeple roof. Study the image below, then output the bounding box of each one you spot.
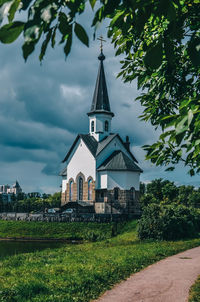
[87,52,114,117]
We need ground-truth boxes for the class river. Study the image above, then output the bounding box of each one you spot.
[0,240,64,260]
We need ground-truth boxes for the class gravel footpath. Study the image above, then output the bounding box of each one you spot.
[95,246,200,302]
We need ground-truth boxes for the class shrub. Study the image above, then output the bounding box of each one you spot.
[138,203,200,240]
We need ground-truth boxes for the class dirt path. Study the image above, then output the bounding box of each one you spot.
[95,246,200,302]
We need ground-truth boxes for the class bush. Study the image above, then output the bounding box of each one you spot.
[138,203,200,240]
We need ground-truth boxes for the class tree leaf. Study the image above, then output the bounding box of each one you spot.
[0,0,13,24]
[22,41,35,61]
[144,42,163,70]
[39,29,52,62]
[165,167,175,171]
[74,22,89,47]
[8,0,20,22]
[89,0,96,9]
[188,37,200,67]
[110,10,125,27]
[64,34,72,58]
[189,169,195,176]
[58,12,72,38]
[51,26,56,48]
[188,109,193,126]
[175,116,188,134]
[0,21,24,43]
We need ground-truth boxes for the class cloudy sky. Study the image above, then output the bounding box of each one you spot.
[0,6,199,193]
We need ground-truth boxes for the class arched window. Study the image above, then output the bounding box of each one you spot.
[78,177,83,201]
[130,187,135,200]
[88,179,92,200]
[114,187,119,200]
[91,121,94,132]
[105,120,109,132]
[69,180,73,201]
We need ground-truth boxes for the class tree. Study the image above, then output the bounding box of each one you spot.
[1,0,200,173]
[188,191,200,208]
[139,182,146,196]
[178,185,195,206]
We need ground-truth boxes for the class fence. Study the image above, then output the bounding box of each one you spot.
[0,212,140,223]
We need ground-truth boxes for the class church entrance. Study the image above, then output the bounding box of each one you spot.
[78,177,83,200]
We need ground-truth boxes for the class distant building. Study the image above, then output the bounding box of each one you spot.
[0,180,22,197]
[0,185,10,194]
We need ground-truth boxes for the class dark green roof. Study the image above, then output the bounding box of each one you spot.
[80,134,98,157]
[97,150,143,172]
[87,52,114,117]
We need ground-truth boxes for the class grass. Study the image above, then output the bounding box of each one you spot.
[0,220,200,302]
[189,276,200,302]
[0,220,123,241]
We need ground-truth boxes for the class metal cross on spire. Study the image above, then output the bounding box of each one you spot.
[97,35,106,53]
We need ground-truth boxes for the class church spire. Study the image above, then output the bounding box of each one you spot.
[88,45,114,142]
[87,49,114,117]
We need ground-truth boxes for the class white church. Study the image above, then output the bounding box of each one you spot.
[60,49,143,215]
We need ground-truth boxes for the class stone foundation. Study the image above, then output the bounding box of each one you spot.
[61,178,141,216]
[95,188,141,215]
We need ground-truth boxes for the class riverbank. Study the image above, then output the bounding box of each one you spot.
[0,220,200,302]
[0,237,83,242]
[0,220,122,241]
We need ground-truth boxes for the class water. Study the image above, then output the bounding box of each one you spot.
[0,240,65,260]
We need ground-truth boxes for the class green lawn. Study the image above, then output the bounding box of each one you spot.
[0,220,200,302]
[189,276,200,302]
[0,220,122,241]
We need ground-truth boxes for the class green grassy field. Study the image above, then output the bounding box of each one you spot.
[189,276,200,302]
[0,220,200,302]
[0,220,122,241]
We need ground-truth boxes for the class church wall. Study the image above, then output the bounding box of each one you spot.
[61,138,96,205]
[61,177,96,205]
[66,139,96,182]
[107,171,140,190]
[62,179,67,193]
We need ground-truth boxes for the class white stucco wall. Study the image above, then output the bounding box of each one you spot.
[108,171,140,190]
[97,170,140,190]
[62,178,67,193]
[89,114,112,141]
[64,138,96,184]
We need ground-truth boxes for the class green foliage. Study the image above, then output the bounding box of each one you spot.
[1,1,200,172]
[189,275,200,302]
[140,178,200,208]
[0,21,24,43]
[0,192,61,213]
[0,220,121,241]
[138,203,200,240]
[0,220,200,301]
[139,182,146,196]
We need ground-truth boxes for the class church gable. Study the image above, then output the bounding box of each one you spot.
[64,137,96,183]
[62,134,97,164]
[96,134,138,168]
